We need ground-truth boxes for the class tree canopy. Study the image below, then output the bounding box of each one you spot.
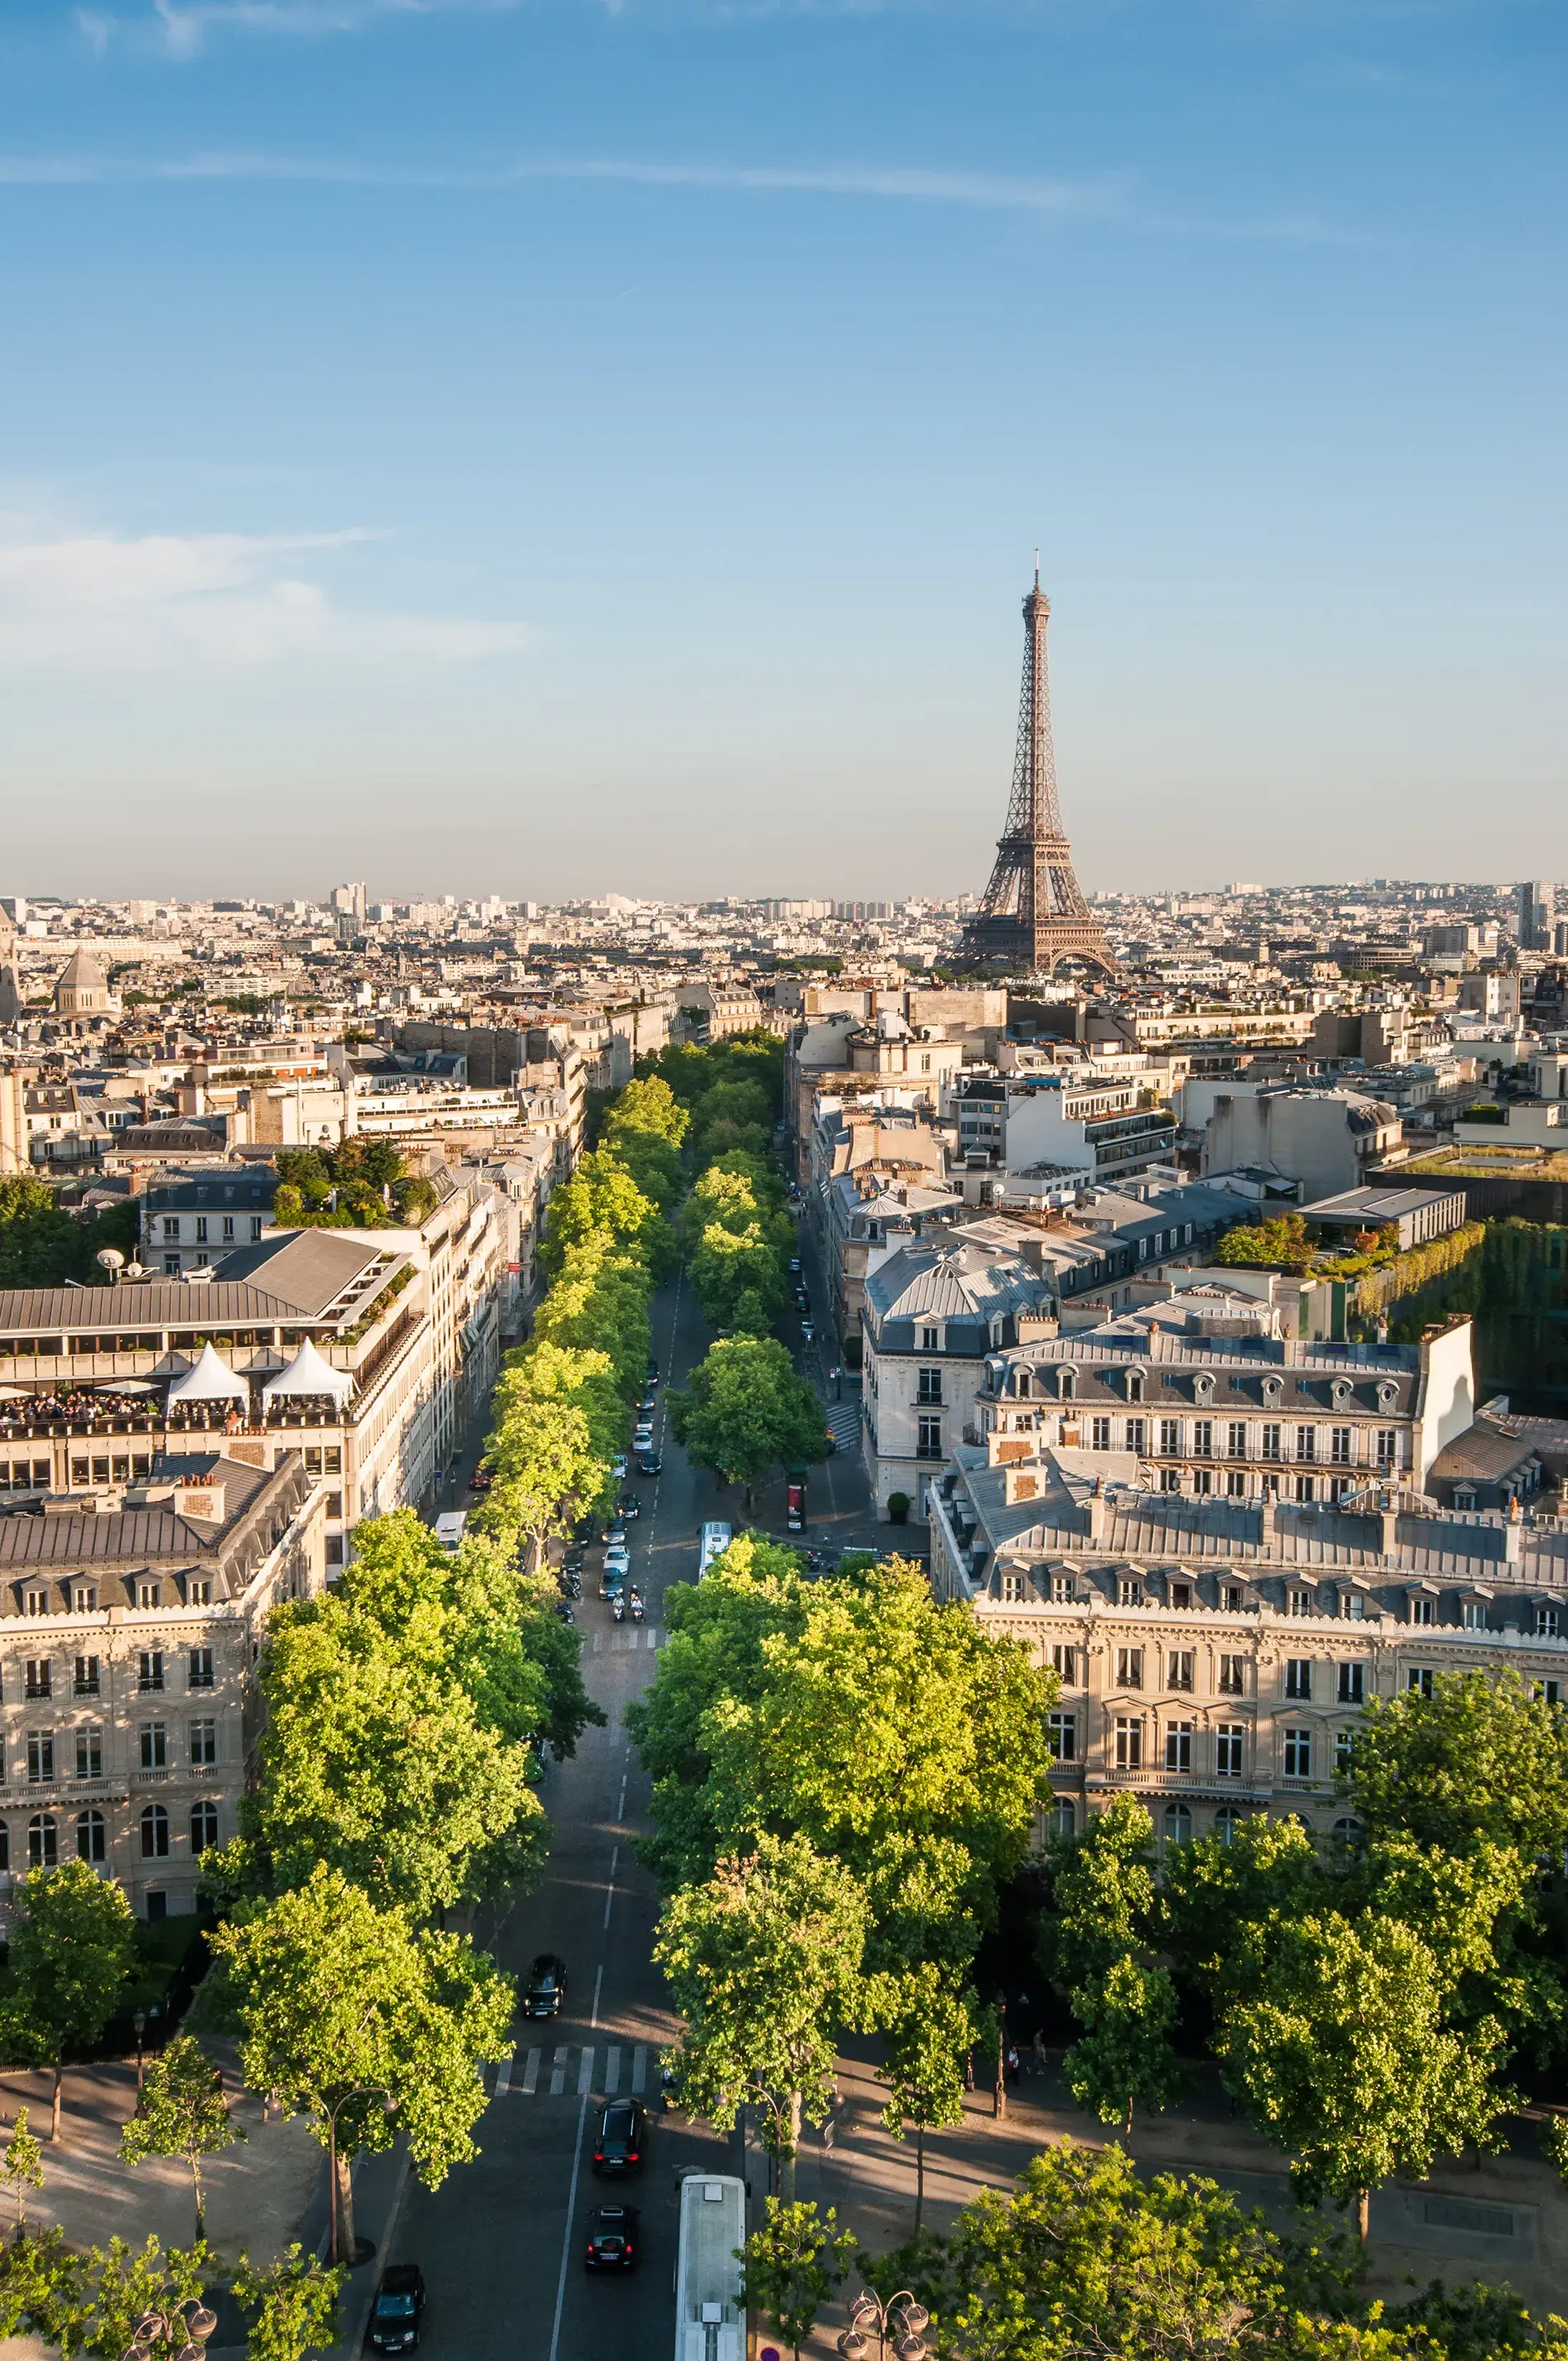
[668,1335,825,1504]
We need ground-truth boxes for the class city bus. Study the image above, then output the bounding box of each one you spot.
[697,1522,732,1580]
[673,2171,745,2361]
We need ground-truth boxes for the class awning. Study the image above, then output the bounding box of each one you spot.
[262,1338,352,1406]
[166,1343,249,1405]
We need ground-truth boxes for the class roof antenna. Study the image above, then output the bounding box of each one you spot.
[1033,547,1041,591]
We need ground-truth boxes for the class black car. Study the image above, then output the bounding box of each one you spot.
[635,1395,656,1419]
[600,1521,626,1546]
[524,1953,568,2019]
[592,2098,648,2176]
[789,1257,802,1275]
[616,1493,641,1520]
[584,2203,640,2272]
[637,1452,663,1478]
[645,1360,659,1385]
[369,2265,426,2353]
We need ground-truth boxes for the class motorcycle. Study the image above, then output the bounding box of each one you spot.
[629,1591,646,1623]
[612,1595,626,1623]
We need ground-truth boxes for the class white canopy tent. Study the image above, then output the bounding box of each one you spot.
[166,1343,249,1405]
[262,1338,352,1406]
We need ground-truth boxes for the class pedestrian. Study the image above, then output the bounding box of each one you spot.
[963,2050,975,2092]
[1032,2028,1047,2073]
[1005,2043,1021,2089]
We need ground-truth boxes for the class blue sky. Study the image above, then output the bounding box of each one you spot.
[1,0,1564,902]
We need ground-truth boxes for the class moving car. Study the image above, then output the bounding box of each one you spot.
[603,1544,631,1578]
[801,1319,815,1342]
[600,1521,626,1547]
[592,2098,648,2177]
[635,1395,656,1419]
[616,1493,641,1520]
[433,1511,466,1554]
[789,1257,802,1276]
[632,1425,654,1452]
[369,2265,426,2352]
[584,2203,640,2272]
[523,1953,568,2019]
[645,1361,659,1386]
[637,1452,663,1478]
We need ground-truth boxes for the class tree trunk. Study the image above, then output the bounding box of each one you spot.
[1125,2094,1134,2138]
[50,2067,62,2145]
[780,2089,801,2204]
[1355,2188,1370,2245]
[192,2156,205,2245]
[914,2123,926,2236]
[336,2147,357,2261]
[993,2030,1007,2121]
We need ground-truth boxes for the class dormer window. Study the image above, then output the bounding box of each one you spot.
[1193,1374,1214,1403]
[1059,1367,1077,1402]
[919,1325,941,1352]
[1263,1376,1284,1405]
[1015,1368,1032,1400]
[1126,1369,1145,1403]
[1377,1381,1399,1410]
[1331,1379,1352,1407]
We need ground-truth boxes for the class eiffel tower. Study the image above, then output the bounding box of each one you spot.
[963,568,1119,979]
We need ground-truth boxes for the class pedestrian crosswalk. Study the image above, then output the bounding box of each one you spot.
[589,1627,664,1653]
[494,2042,653,2100]
[826,1400,861,1453]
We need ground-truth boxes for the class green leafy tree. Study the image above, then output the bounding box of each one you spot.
[72,2234,212,2360]
[120,2034,243,2242]
[1344,1669,1568,1858]
[1215,1907,1512,2240]
[654,1834,867,2199]
[0,2108,43,2231]
[1064,1953,1184,2136]
[0,1860,136,2141]
[630,1550,1052,1971]
[606,1074,691,1150]
[1042,1794,1159,1989]
[536,1151,670,1282]
[235,1544,539,1915]
[205,1863,513,2258]
[1159,1815,1325,2009]
[232,2245,345,2361]
[0,2226,84,2347]
[898,2141,1355,2361]
[742,2198,857,2361]
[870,1965,978,2232]
[668,1335,824,1508]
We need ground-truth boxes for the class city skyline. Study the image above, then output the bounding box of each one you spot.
[2,0,1564,896]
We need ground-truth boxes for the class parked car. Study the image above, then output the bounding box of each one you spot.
[592,2098,648,2177]
[584,2203,640,2272]
[523,1953,568,2019]
[637,1452,663,1478]
[610,1454,628,1482]
[369,2265,426,2352]
[573,1514,597,1543]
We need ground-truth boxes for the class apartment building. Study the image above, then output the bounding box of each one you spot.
[928,1431,1568,1844]
[0,1448,325,1919]
[0,1173,506,1565]
[975,1310,1475,1501]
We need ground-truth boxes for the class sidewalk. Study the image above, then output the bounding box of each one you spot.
[749,2047,1568,2353]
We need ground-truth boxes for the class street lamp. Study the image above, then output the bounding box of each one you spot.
[133,2009,147,2096]
[837,2290,930,2361]
[993,1986,1008,2122]
[119,2298,219,2361]
[324,2086,397,2266]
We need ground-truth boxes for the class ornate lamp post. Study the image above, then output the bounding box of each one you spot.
[324,2085,396,2266]
[836,2290,930,2361]
[133,2009,147,2097]
[120,2297,219,2361]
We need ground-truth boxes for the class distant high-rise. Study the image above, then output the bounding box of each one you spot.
[963,570,1117,979]
[1517,881,1555,951]
[331,881,367,927]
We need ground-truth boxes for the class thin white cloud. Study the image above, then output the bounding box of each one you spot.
[0,529,527,671]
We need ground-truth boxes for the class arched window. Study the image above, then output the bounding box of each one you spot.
[1163,1802,1193,1846]
[1127,1368,1145,1403]
[140,1805,169,1860]
[1330,1815,1363,1855]
[190,1801,219,1856]
[1048,1797,1076,1839]
[1212,1805,1241,1847]
[27,1815,57,1870]
[76,1810,106,1864]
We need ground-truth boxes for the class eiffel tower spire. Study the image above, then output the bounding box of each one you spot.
[963,574,1119,979]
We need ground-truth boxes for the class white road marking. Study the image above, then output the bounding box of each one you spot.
[590,1963,603,2028]
[605,2043,621,2094]
[550,2044,568,2097]
[546,2088,592,2361]
[602,1843,619,1931]
[631,2044,648,2094]
[576,2046,595,2096]
[522,2047,541,2095]
[493,2048,513,2099]
[616,1776,627,1821]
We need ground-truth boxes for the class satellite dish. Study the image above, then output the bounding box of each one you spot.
[124,1261,145,1280]
[97,1248,125,1282]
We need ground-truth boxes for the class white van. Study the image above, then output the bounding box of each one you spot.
[697,1522,732,1580]
[434,1510,468,1554]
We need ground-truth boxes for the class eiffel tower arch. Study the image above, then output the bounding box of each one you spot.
[963,571,1119,980]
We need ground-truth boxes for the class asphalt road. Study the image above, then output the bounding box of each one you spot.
[387,1263,741,2361]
